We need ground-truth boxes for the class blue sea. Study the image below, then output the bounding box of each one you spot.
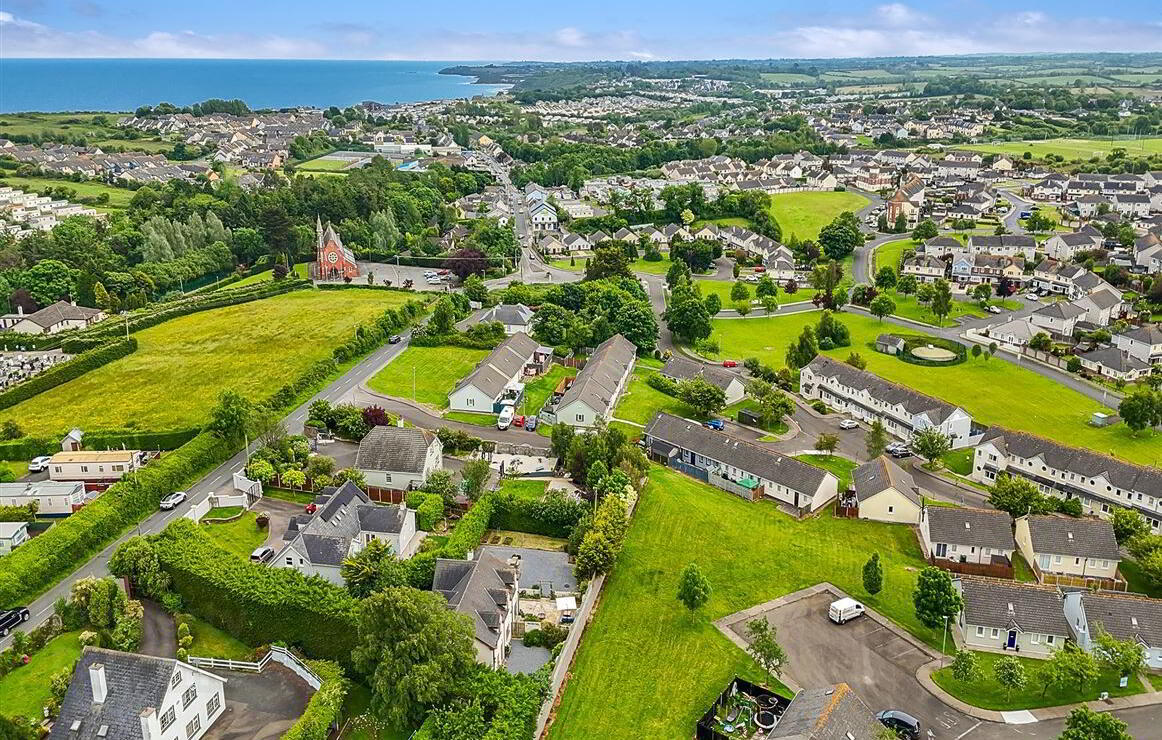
[0,59,510,113]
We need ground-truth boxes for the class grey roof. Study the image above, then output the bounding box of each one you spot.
[766,683,882,740]
[924,236,962,251]
[357,503,406,533]
[1079,346,1149,374]
[1080,592,1162,648]
[925,506,1015,550]
[980,428,1162,499]
[51,647,189,740]
[300,533,348,565]
[1022,514,1121,561]
[853,456,922,506]
[356,426,437,474]
[645,412,830,495]
[1033,302,1085,320]
[479,303,533,327]
[1121,324,1162,344]
[452,331,540,400]
[433,552,517,648]
[959,577,1070,636]
[277,480,410,567]
[1053,231,1101,247]
[557,334,636,416]
[660,356,739,393]
[6,300,102,329]
[969,235,1036,250]
[803,356,962,426]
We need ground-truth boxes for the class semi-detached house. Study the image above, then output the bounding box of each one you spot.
[1065,591,1162,670]
[1015,514,1121,585]
[544,334,636,428]
[954,577,1070,659]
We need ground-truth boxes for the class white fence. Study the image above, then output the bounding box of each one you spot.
[184,498,211,522]
[209,493,248,509]
[187,645,322,690]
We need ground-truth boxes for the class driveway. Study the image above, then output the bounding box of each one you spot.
[255,498,307,550]
[731,591,973,739]
[139,599,175,658]
[203,663,313,740]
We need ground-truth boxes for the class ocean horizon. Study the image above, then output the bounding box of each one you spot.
[0,59,510,113]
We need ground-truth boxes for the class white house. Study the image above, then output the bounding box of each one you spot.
[528,200,558,232]
[476,304,534,335]
[0,480,91,516]
[1113,324,1162,365]
[659,356,746,406]
[1029,301,1085,338]
[852,456,924,525]
[50,647,227,740]
[433,552,519,668]
[919,506,1016,566]
[1064,591,1162,670]
[546,333,636,427]
[954,577,1070,659]
[355,426,443,495]
[448,332,550,414]
[0,520,29,554]
[1014,514,1121,584]
[1044,232,1102,262]
[0,301,105,335]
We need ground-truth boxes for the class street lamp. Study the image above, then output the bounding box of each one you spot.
[941,614,950,666]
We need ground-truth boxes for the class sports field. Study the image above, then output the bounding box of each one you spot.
[963,137,1162,161]
[768,191,870,241]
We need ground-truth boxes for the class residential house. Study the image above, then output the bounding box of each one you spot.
[1044,232,1102,262]
[537,234,567,256]
[476,304,534,335]
[852,456,924,525]
[0,520,29,554]
[448,332,551,413]
[49,646,227,740]
[800,356,976,448]
[545,334,636,427]
[0,301,105,335]
[355,426,443,496]
[433,552,519,668]
[1064,591,1162,670]
[886,177,925,224]
[954,577,1070,658]
[274,481,422,584]
[919,506,1016,567]
[49,450,143,488]
[0,480,91,516]
[1077,346,1151,382]
[1014,514,1121,584]
[659,356,745,406]
[967,235,1037,260]
[902,255,947,283]
[1113,324,1162,365]
[985,317,1038,349]
[1072,288,1125,327]
[765,683,883,740]
[1029,301,1085,338]
[528,200,558,232]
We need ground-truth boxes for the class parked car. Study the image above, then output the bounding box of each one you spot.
[753,266,766,273]
[704,418,725,431]
[27,455,52,473]
[497,405,515,430]
[1025,293,1039,301]
[828,598,865,625]
[388,335,402,344]
[159,491,187,510]
[249,546,275,563]
[722,360,738,368]
[513,415,525,428]
[886,443,911,458]
[838,418,858,430]
[305,502,317,514]
[876,710,921,739]
[0,606,30,637]
[987,305,1002,314]
[524,416,537,432]
[423,271,437,277]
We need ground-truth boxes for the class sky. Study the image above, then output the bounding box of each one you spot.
[1,1,1160,61]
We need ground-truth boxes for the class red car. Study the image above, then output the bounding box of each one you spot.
[722,360,738,368]
[753,266,766,272]
[513,415,525,428]
[305,503,317,514]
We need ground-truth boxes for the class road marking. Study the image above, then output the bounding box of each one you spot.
[955,721,981,739]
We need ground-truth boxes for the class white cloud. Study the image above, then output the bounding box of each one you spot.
[875,3,925,27]
[553,27,587,48]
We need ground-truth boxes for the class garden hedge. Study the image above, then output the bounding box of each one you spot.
[444,493,497,560]
[490,489,586,539]
[0,427,198,461]
[416,493,445,531]
[900,335,968,367]
[0,338,137,412]
[0,431,234,608]
[280,660,347,740]
[151,519,360,664]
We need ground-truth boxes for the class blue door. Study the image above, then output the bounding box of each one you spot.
[1007,630,1017,649]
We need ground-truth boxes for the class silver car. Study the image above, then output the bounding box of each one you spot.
[159,491,187,510]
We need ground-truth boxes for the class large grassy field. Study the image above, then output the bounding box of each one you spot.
[613,367,701,425]
[0,175,136,209]
[0,289,417,436]
[296,157,355,172]
[547,466,940,739]
[705,312,1159,467]
[0,112,173,153]
[0,629,84,719]
[768,191,871,241]
[962,137,1162,161]
[366,345,489,408]
[229,262,309,288]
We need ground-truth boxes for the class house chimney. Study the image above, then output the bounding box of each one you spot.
[139,708,157,740]
[89,663,107,703]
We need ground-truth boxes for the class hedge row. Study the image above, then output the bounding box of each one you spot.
[281,660,347,740]
[0,503,37,523]
[0,431,234,608]
[331,299,427,364]
[0,332,63,351]
[416,493,445,531]
[317,282,418,292]
[444,493,497,560]
[0,338,138,412]
[0,427,199,461]
[152,518,360,664]
[490,489,587,539]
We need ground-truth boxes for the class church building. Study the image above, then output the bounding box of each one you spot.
[315,217,359,280]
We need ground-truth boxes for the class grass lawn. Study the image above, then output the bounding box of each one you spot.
[705,311,1158,467]
[1013,553,1037,583]
[940,449,973,476]
[1119,558,1162,599]
[0,289,417,436]
[871,290,1014,326]
[339,682,415,739]
[613,367,699,425]
[0,629,84,719]
[962,137,1162,161]
[0,174,136,210]
[547,466,940,739]
[203,506,243,520]
[177,613,254,661]
[366,345,489,408]
[931,650,1143,710]
[483,529,567,550]
[262,486,317,505]
[723,398,789,436]
[692,217,754,229]
[296,157,355,172]
[200,512,266,560]
[522,365,577,416]
[768,192,871,241]
[873,238,917,273]
[0,461,29,479]
[498,478,548,501]
[229,262,309,288]
[794,454,858,491]
[442,410,497,426]
[0,112,171,153]
[630,256,679,275]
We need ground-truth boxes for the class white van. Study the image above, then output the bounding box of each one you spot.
[497,405,515,430]
[828,597,865,625]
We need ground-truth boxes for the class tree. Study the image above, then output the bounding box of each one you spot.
[585,245,632,281]
[761,295,778,314]
[913,566,962,629]
[893,212,907,233]
[755,275,777,299]
[679,377,727,418]
[1093,629,1146,680]
[930,279,953,326]
[784,325,818,371]
[1045,642,1099,693]
[950,650,981,683]
[911,428,950,468]
[819,212,862,260]
[704,293,722,316]
[1110,507,1149,546]
[1029,332,1053,351]
[676,562,711,617]
[814,433,839,455]
[462,274,488,303]
[862,553,883,595]
[865,419,888,459]
[748,379,794,429]
[459,458,491,502]
[869,294,896,322]
[430,296,457,334]
[23,259,76,307]
[1059,707,1131,740]
[1119,389,1158,435]
[897,274,917,297]
[993,655,1027,699]
[352,587,476,728]
[246,458,275,484]
[744,618,787,686]
[422,469,460,509]
[972,283,993,305]
[846,352,867,370]
[666,293,713,344]
[574,530,617,579]
[209,389,251,442]
[988,474,1054,518]
[875,266,897,291]
[730,280,750,302]
[912,219,938,241]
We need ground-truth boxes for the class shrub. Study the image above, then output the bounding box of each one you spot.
[443,494,497,560]
[416,493,445,531]
[281,660,347,740]
[645,372,680,396]
[810,400,828,414]
[490,489,587,538]
[0,338,137,411]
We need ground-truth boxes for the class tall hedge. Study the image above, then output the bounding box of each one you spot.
[489,489,586,539]
[444,493,497,560]
[280,660,347,740]
[416,493,445,531]
[0,338,138,411]
[152,519,360,663]
[0,427,198,461]
[0,431,233,608]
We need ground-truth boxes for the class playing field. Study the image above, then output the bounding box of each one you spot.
[963,137,1162,161]
[768,191,870,241]
[0,289,417,436]
[296,157,355,172]
[706,312,1158,467]
[0,174,136,210]
[366,345,489,408]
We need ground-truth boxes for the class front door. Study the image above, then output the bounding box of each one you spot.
[1007,630,1017,649]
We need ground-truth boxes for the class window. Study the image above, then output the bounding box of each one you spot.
[1046,634,1056,646]
[81,465,89,473]
[186,714,201,739]
[975,626,984,637]
[182,684,197,709]
[1031,633,1040,645]
[160,707,177,733]
[991,628,1000,638]
[285,557,293,566]
[1054,555,1062,564]
[575,414,584,422]
[171,671,182,688]
[206,693,221,717]
[1100,560,1109,569]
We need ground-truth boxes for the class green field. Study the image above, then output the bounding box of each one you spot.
[768,191,871,241]
[547,465,940,739]
[705,312,1158,466]
[0,175,136,210]
[0,629,84,719]
[0,112,173,153]
[366,345,489,408]
[963,137,1162,161]
[871,289,1019,326]
[614,367,701,425]
[200,512,266,560]
[758,73,817,84]
[296,157,355,172]
[0,289,417,436]
[230,262,309,288]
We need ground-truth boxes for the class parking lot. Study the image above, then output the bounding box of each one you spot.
[727,590,973,739]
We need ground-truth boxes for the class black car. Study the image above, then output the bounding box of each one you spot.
[876,710,920,739]
[0,606,30,637]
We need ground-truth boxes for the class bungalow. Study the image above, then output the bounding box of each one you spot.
[1014,514,1121,584]
[0,480,91,516]
[659,356,745,406]
[0,520,29,554]
[433,552,519,668]
[476,304,534,335]
[547,334,636,428]
[448,332,551,413]
[0,301,105,335]
[919,506,1016,566]
[644,412,838,515]
[1064,591,1162,670]
[537,234,567,256]
[1077,346,1150,382]
[875,333,906,356]
[852,456,924,525]
[985,317,1038,349]
[954,577,1071,658]
[766,683,882,740]
[355,426,443,496]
